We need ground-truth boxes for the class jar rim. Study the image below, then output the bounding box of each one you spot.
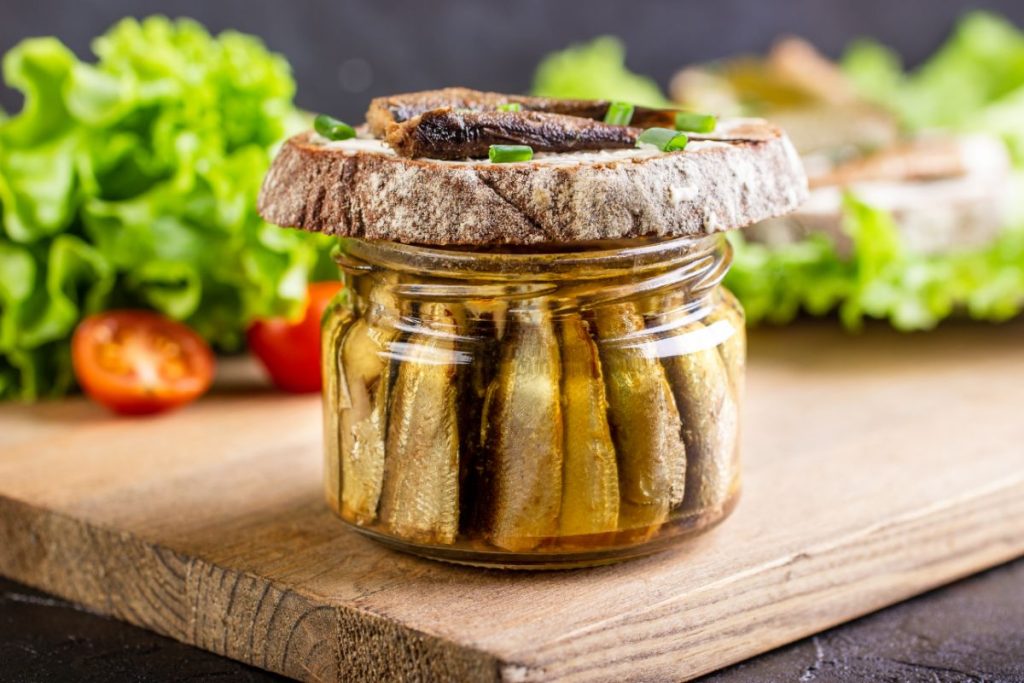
[336,234,726,281]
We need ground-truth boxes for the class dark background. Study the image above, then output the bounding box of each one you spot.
[2,0,1024,121]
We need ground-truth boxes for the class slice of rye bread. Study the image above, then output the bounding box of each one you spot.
[258,118,808,246]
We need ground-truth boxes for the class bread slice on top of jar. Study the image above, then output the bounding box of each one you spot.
[258,88,807,569]
[259,87,807,246]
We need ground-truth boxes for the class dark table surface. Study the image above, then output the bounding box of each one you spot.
[2,557,1023,683]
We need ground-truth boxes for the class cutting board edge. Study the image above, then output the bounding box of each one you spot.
[0,494,503,683]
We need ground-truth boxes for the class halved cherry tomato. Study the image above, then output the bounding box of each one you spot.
[71,310,215,415]
[247,281,344,393]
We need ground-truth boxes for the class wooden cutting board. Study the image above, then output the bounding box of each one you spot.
[1,321,1022,682]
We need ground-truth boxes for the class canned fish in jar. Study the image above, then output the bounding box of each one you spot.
[320,235,744,569]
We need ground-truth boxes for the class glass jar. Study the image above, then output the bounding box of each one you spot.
[321,235,744,569]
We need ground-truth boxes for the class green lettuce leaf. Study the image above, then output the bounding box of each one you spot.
[843,11,1024,161]
[0,17,332,399]
[532,36,669,107]
[726,195,1024,331]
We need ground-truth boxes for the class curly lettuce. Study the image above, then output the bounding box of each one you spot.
[0,17,333,399]
[726,195,1024,331]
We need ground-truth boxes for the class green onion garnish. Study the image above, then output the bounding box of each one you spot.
[489,144,534,163]
[674,111,717,133]
[497,102,523,112]
[603,101,635,126]
[314,114,356,141]
[636,127,689,152]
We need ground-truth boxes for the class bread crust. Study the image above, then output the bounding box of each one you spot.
[258,119,807,246]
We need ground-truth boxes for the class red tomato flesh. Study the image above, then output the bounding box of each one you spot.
[247,281,344,393]
[72,310,215,415]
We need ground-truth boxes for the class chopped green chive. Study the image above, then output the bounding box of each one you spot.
[314,114,356,141]
[636,127,689,152]
[497,102,523,112]
[489,144,534,163]
[603,101,635,126]
[674,111,717,133]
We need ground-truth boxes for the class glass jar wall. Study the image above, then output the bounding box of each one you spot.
[321,235,744,569]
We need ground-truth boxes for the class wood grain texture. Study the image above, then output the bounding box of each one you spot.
[1,321,1022,682]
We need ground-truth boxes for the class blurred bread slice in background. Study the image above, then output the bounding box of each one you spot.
[671,37,1015,256]
[750,135,1012,256]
